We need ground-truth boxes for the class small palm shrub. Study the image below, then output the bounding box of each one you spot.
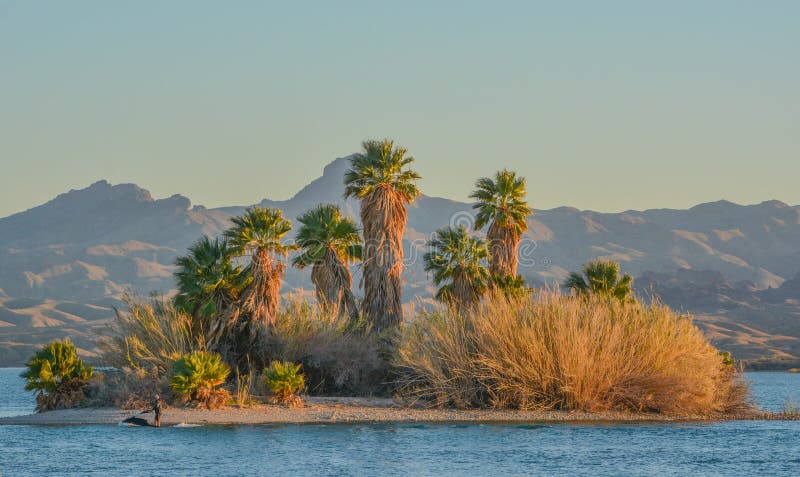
[170,351,230,409]
[21,338,94,412]
[264,360,305,406]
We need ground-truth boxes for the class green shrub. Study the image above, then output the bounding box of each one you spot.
[21,338,94,412]
[720,351,735,368]
[170,351,230,409]
[490,274,530,299]
[264,360,305,405]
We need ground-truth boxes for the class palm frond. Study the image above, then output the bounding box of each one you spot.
[563,260,635,303]
[343,139,421,204]
[469,169,532,233]
[224,207,297,257]
[424,225,490,310]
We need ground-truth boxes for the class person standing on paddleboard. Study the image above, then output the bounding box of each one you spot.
[151,394,162,427]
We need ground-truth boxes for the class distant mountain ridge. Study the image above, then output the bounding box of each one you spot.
[635,269,800,362]
[1,156,799,365]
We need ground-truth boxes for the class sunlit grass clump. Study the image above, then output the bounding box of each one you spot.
[100,295,198,376]
[397,291,749,415]
[262,299,388,396]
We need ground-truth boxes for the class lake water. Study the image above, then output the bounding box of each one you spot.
[1,368,800,476]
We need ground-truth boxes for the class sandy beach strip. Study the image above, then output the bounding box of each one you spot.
[0,397,786,426]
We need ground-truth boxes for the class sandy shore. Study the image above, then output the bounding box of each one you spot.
[0,397,787,426]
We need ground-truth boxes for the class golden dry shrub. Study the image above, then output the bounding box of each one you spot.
[397,291,749,415]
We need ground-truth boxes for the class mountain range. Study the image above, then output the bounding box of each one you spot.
[1,156,799,366]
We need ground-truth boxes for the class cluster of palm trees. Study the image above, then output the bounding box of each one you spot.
[174,139,425,353]
[174,138,536,350]
[175,207,298,350]
[177,138,640,358]
[423,169,533,311]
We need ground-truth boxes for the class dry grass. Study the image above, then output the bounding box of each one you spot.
[83,367,173,410]
[233,363,256,407]
[782,399,800,416]
[396,291,750,415]
[261,299,389,396]
[99,295,200,377]
[193,386,230,410]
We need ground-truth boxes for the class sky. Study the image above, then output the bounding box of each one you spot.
[1,1,798,217]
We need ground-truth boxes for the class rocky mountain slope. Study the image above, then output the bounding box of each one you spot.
[1,156,798,365]
[636,269,800,363]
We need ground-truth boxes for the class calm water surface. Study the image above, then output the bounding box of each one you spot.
[1,368,799,476]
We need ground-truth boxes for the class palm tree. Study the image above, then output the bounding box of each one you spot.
[224,207,297,327]
[344,139,421,332]
[174,236,249,344]
[424,225,490,311]
[563,259,634,303]
[292,204,362,318]
[470,169,532,278]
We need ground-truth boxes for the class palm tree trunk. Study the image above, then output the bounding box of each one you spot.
[360,186,406,332]
[204,294,238,351]
[242,249,284,326]
[311,249,358,319]
[487,223,520,277]
[452,269,480,313]
[311,263,334,309]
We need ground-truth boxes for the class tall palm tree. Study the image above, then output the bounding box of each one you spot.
[470,169,532,278]
[174,236,249,344]
[223,207,297,327]
[563,259,634,303]
[424,225,490,311]
[292,204,362,318]
[344,139,421,332]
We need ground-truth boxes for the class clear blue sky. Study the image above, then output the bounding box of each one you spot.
[1,1,798,217]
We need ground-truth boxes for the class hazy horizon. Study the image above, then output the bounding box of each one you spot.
[2,163,799,220]
[2,1,798,217]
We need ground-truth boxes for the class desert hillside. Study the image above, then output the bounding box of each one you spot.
[1,157,798,365]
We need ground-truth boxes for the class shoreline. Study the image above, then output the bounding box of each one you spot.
[0,360,797,372]
[0,397,793,426]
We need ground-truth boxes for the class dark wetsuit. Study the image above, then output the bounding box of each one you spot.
[152,398,162,427]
